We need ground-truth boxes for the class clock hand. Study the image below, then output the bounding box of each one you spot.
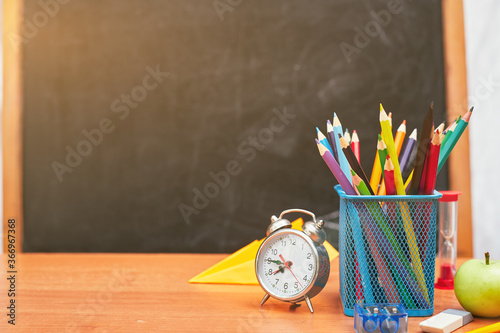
[272,266,285,274]
[267,259,283,265]
[279,254,303,288]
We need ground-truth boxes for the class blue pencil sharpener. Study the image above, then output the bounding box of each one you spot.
[354,303,408,333]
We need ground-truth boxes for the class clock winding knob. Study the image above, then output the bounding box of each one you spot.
[302,220,326,245]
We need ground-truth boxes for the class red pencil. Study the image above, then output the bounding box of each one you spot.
[384,155,396,195]
[351,130,360,163]
[424,130,442,194]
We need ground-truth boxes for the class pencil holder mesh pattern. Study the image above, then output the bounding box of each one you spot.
[335,185,442,317]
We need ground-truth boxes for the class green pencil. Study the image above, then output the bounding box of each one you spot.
[440,116,460,151]
[438,107,473,173]
[377,134,388,181]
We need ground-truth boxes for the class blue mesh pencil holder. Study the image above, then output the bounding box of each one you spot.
[335,185,442,317]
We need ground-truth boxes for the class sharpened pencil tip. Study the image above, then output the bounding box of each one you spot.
[379,103,384,112]
[470,106,474,112]
[402,120,406,125]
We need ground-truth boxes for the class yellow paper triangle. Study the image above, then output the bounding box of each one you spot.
[189,218,339,285]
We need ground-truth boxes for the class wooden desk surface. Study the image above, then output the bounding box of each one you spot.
[0,254,498,332]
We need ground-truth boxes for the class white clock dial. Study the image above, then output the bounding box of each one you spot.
[257,230,318,299]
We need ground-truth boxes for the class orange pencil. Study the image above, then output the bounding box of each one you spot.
[424,130,442,194]
[384,156,396,195]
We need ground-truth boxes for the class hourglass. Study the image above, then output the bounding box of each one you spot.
[435,191,461,290]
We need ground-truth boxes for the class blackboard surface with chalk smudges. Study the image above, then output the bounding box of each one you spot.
[22,0,447,252]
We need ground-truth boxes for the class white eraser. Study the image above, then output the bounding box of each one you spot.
[419,309,473,333]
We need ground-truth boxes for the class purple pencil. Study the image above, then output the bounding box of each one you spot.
[399,128,417,179]
[316,139,357,195]
[326,120,339,161]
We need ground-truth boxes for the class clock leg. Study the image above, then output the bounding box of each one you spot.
[260,294,270,307]
[304,295,314,313]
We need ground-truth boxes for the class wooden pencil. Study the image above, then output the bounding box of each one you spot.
[339,134,374,195]
[384,156,396,195]
[333,113,353,184]
[424,130,442,194]
[369,151,383,194]
[316,139,357,195]
[377,135,388,179]
[438,107,473,173]
[394,120,407,154]
[435,121,445,134]
[440,117,458,152]
[351,169,372,195]
[326,120,339,161]
[316,127,333,155]
[379,104,405,195]
[378,120,406,195]
[409,103,434,195]
[351,130,360,163]
[400,128,417,180]
[344,128,351,144]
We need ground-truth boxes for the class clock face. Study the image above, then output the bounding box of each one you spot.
[256,229,318,300]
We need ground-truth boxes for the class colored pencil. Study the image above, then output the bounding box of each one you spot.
[409,104,434,195]
[379,104,405,195]
[424,131,442,195]
[351,130,360,163]
[384,156,396,195]
[418,139,432,195]
[404,170,413,193]
[351,169,372,195]
[333,113,353,184]
[380,108,429,301]
[316,139,357,195]
[326,120,339,161]
[465,322,500,333]
[438,107,474,173]
[400,128,417,180]
[394,120,407,154]
[435,121,445,134]
[316,127,333,155]
[369,150,383,194]
[440,117,458,152]
[439,130,445,142]
[377,135,388,179]
[378,120,406,195]
[344,128,351,144]
[339,134,374,195]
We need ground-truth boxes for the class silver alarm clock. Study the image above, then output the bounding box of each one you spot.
[255,209,330,313]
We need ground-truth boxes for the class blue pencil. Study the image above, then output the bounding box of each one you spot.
[316,127,333,155]
[333,113,353,185]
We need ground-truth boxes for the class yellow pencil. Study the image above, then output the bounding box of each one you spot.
[379,104,405,195]
[380,104,429,302]
[378,120,406,195]
[466,322,500,333]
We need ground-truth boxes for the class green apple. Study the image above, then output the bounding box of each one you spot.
[454,252,500,317]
